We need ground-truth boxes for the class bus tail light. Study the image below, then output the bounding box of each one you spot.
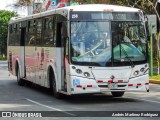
[137,83,141,86]
[108,80,113,83]
[87,85,92,88]
[97,80,103,83]
[118,80,123,83]
[128,84,133,86]
[76,85,82,88]
[145,83,149,85]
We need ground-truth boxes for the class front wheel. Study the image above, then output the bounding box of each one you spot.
[17,67,25,86]
[111,91,124,97]
[49,70,63,99]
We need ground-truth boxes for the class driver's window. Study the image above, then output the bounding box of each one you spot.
[129,26,138,41]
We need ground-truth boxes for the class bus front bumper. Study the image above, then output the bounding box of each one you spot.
[70,74,149,94]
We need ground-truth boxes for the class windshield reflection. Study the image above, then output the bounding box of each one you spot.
[111,21,147,64]
[70,21,147,67]
[70,21,112,66]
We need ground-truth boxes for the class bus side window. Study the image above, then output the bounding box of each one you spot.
[56,22,62,47]
[15,23,20,46]
[36,19,42,46]
[43,16,54,46]
[61,22,68,47]
[8,24,15,46]
[27,20,36,46]
[56,22,68,47]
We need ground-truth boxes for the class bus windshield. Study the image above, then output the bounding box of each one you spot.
[112,21,147,66]
[70,21,147,67]
[70,21,112,66]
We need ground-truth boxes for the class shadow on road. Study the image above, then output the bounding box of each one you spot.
[22,81,139,104]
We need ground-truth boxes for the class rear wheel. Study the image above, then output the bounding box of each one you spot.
[49,69,63,99]
[111,91,124,97]
[17,66,25,86]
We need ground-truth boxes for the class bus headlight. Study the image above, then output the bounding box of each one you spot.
[140,67,145,72]
[76,69,82,74]
[84,72,90,77]
[134,70,139,75]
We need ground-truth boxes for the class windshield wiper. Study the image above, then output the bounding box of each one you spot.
[120,45,135,68]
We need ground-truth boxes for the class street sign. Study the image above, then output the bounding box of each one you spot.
[146,15,157,34]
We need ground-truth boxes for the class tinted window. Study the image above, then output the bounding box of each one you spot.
[43,16,55,47]
[26,20,36,46]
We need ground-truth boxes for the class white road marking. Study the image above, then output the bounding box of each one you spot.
[126,97,160,104]
[26,98,76,116]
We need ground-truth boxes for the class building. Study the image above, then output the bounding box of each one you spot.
[5,0,32,16]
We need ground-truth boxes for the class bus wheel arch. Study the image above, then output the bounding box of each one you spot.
[15,61,25,86]
[48,66,63,99]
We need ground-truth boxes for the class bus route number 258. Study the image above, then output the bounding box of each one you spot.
[72,14,78,19]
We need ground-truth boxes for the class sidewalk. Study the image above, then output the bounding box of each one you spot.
[150,67,160,84]
[150,79,160,84]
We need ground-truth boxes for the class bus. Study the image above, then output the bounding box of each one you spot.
[7,4,149,98]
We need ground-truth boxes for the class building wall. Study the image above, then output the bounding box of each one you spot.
[5,0,31,16]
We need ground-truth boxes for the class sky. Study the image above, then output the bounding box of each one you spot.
[0,0,7,10]
[0,0,28,16]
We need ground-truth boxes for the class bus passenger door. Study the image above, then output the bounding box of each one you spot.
[56,22,68,92]
[20,27,26,78]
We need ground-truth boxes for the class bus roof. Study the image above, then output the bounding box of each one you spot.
[63,4,141,12]
[9,4,141,24]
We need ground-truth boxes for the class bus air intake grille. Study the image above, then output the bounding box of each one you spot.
[98,85,126,88]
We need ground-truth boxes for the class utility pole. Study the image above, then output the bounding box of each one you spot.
[150,21,153,76]
[155,0,160,74]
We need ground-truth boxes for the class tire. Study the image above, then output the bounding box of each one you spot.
[49,69,63,99]
[17,67,25,86]
[111,91,124,97]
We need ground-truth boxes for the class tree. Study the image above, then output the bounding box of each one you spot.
[122,0,160,74]
[0,10,17,58]
[84,0,160,74]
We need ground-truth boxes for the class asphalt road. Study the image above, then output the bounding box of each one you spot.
[0,61,160,120]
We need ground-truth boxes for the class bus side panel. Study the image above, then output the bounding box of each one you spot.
[25,46,36,82]
[35,46,45,85]
[42,47,56,88]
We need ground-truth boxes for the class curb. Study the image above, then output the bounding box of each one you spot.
[149,79,160,84]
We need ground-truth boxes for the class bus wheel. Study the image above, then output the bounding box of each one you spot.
[17,67,25,86]
[50,70,63,99]
[111,92,124,97]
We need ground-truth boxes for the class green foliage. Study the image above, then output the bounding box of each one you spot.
[72,0,94,4]
[149,74,160,80]
[81,0,129,6]
[0,10,17,56]
[83,0,94,4]
[111,0,128,6]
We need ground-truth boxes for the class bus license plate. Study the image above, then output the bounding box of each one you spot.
[108,83,117,89]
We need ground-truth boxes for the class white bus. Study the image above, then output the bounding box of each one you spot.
[7,4,149,98]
